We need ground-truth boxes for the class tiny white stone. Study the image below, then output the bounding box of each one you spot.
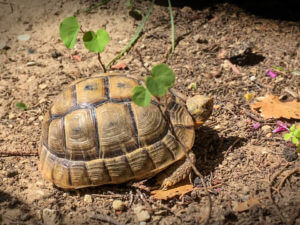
[250,75,256,81]
[84,194,93,203]
[112,200,126,211]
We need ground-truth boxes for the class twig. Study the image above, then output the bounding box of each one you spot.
[168,0,175,56]
[79,26,85,33]
[98,53,106,72]
[91,214,124,225]
[0,151,38,157]
[243,109,263,122]
[162,31,191,63]
[92,194,124,199]
[277,167,299,192]
[224,138,241,157]
[268,164,289,224]
[136,189,152,210]
[106,0,155,69]
[84,0,111,14]
[135,49,150,74]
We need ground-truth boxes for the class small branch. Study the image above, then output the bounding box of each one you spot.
[79,26,85,33]
[168,0,175,55]
[268,164,290,224]
[136,49,150,74]
[242,109,263,122]
[224,137,241,157]
[0,151,38,157]
[98,53,106,72]
[277,167,299,192]
[91,214,124,225]
[106,0,155,69]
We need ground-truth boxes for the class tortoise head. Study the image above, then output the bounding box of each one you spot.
[186,95,213,128]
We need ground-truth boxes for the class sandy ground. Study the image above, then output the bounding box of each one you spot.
[0,0,299,224]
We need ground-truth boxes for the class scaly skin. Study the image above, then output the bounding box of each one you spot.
[160,151,196,190]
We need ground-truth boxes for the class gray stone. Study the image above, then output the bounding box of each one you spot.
[134,205,151,222]
[42,208,59,225]
[112,200,126,211]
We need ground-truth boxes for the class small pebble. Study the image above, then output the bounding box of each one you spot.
[17,34,31,41]
[112,200,126,211]
[84,194,93,203]
[250,75,256,81]
[261,125,271,133]
[134,205,151,222]
[26,61,37,66]
[42,208,59,225]
[266,133,272,138]
[8,113,16,120]
[28,48,35,54]
[51,50,62,58]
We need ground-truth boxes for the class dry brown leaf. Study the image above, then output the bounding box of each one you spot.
[111,62,128,70]
[232,196,260,212]
[251,94,300,119]
[151,184,194,200]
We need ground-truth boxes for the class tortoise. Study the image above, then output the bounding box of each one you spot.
[39,73,213,189]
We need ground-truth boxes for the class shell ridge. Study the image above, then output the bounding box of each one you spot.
[127,103,140,148]
[90,107,101,158]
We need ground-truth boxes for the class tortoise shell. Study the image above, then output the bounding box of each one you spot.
[39,73,195,189]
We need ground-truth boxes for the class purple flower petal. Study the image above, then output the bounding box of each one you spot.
[253,123,260,129]
[272,120,289,133]
[267,69,277,78]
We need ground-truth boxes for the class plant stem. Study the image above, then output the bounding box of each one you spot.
[85,0,111,13]
[98,53,106,72]
[106,0,155,69]
[168,0,175,56]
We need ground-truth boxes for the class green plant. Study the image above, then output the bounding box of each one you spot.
[132,63,175,106]
[16,102,28,110]
[59,16,110,72]
[284,124,300,149]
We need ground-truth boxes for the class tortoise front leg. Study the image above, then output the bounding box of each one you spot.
[160,151,196,190]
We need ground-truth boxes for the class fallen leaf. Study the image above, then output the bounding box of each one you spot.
[232,196,260,212]
[71,55,82,61]
[251,94,300,119]
[111,62,128,70]
[151,184,194,200]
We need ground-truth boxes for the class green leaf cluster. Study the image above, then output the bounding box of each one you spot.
[284,124,300,148]
[59,16,109,52]
[16,102,28,110]
[132,64,175,106]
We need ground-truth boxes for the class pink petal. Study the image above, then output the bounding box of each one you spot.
[267,69,277,78]
[253,123,260,129]
[272,120,289,133]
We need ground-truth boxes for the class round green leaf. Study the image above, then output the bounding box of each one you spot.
[83,29,110,53]
[146,76,167,97]
[290,124,296,132]
[284,133,292,141]
[151,63,175,89]
[291,136,299,145]
[16,102,28,110]
[59,16,80,49]
[132,86,151,106]
[294,127,300,138]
